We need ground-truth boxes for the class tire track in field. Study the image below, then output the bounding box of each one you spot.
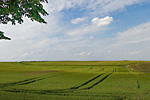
[100,68,105,71]
[82,73,112,90]
[97,68,105,72]
[112,68,116,72]
[84,67,93,71]
[3,73,112,95]
[0,73,68,88]
[2,73,112,96]
[137,80,140,89]
[3,88,130,98]
[17,73,68,85]
[3,73,105,93]
[0,77,40,88]
[71,67,77,69]
[70,73,104,89]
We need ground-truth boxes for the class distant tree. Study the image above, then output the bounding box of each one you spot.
[0,0,48,40]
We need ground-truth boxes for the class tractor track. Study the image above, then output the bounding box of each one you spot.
[2,72,112,95]
[0,73,69,88]
[70,73,104,89]
[82,73,112,90]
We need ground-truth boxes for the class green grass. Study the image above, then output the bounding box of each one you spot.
[0,61,150,100]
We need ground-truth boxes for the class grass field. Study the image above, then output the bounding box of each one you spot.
[0,61,150,100]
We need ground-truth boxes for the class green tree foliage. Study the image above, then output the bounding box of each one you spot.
[0,0,48,40]
[0,31,11,40]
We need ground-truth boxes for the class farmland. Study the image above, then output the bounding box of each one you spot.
[0,61,150,100]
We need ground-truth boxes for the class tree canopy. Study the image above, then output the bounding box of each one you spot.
[0,0,48,40]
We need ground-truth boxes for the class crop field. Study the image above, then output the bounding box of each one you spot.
[0,61,150,100]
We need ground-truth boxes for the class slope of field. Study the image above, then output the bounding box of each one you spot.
[0,61,150,100]
[129,61,150,72]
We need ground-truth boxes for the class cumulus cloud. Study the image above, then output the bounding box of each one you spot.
[92,16,113,27]
[74,52,91,56]
[65,16,113,36]
[71,17,87,24]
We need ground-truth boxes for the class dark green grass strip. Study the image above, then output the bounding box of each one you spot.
[99,68,105,71]
[0,77,40,88]
[85,67,94,71]
[71,67,76,69]
[0,73,67,88]
[137,80,140,89]
[102,68,105,71]
[70,73,104,89]
[4,89,128,98]
[112,68,116,72]
[18,78,46,85]
[3,88,133,99]
[83,73,112,90]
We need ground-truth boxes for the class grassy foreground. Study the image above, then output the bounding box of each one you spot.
[0,61,150,100]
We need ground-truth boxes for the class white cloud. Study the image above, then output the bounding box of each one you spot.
[90,36,94,39]
[74,52,91,56]
[1,22,150,61]
[129,51,140,55]
[112,22,150,46]
[71,17,87,24]
[104,22,150,60]
[0,9,65,61]
[22,53,29,57]
[66,16,113,36]
[46,0,149,15]
[86,0,149,15]
[92,16,113,27]
[47,0,85,13]
[107,50,112,53]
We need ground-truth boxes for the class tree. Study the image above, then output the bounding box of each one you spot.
[0,0,48,40]
[0,31,11,40]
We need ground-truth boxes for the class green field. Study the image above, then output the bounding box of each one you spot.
[0,61,150,100]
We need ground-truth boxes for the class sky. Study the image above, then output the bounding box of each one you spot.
[0,0,150,61]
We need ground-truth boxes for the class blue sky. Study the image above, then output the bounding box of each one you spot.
[0,0,150,61]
